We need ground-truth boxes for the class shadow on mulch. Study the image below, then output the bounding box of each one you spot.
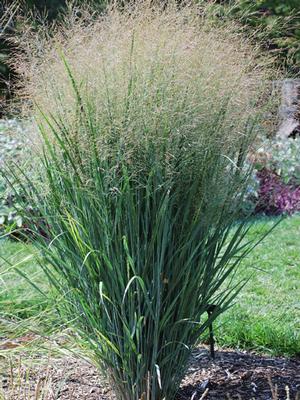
[176,348,300,400]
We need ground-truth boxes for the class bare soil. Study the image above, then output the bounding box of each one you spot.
[1,347,299,400]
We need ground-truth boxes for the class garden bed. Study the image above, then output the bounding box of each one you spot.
[1,347,299,400]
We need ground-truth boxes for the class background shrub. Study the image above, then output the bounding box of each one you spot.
[255,137,300,185]
[0,0,107,114]
[208,0,300,75]
[0,119,31,234]
[247,137,300,215]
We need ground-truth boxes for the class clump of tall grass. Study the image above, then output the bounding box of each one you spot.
[15,2,275,399]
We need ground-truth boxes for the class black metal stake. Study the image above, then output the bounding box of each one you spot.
[207,304,216,359]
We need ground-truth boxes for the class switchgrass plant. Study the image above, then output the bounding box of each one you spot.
[13,2,276,399]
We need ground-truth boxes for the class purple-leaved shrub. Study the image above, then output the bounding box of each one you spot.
[255,168,300,215]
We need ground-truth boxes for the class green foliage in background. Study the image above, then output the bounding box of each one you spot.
[0,0,107,111]
[0,3,17,110]
[23,0,66,20]
[22,0,107,19]
[255,137,300,185]
[0,120,26,233]
[211,0,300,74]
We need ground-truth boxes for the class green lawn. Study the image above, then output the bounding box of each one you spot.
[0,216,299,356]
[215,216,300,356]
[0,240,52,338]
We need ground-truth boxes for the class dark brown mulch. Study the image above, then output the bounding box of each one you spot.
[176,348,300,399]
[1,347,300,399]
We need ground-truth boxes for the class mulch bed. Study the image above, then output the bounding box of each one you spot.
[177,348,300,399]
[1,347,299,399]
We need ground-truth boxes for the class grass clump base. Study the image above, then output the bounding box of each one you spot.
[14,2,275,399]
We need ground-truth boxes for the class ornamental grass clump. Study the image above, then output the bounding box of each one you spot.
[17,3,274,399]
